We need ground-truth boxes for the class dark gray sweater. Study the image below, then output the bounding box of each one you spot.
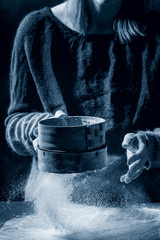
[5,7,160,157]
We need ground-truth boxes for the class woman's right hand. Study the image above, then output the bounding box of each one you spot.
[120,133,149,184]
[32,110,67,152]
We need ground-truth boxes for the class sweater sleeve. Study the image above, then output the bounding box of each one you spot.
[5,112,53,156]
[5,12,54,156]
[137,129,160,169]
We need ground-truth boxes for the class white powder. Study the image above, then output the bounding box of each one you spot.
[1,157,160,239]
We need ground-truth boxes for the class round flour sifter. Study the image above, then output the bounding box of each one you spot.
[37,116,107,173]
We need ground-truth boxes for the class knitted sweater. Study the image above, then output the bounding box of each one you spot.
[5,7,160,158]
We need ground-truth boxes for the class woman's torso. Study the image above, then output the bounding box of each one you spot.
[24,7,160,153]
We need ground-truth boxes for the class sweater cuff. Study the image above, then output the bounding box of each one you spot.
[6,112,53,156]
[138,129,160,170]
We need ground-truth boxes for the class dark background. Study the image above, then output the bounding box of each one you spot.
[0,0,63,201]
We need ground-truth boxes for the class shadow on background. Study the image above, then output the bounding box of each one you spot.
[0,0,63,201]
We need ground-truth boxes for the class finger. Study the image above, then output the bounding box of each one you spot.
[124,168,143,184]
[120,174,127,183]
[120,154,146,184]
[33,127,38,138]
[33,138,39,152]
[126,149,134,159]
[122,133,138,152]
[127,142,146,166]
[122,133,136,148]
[127,159,142,178]
[121,159,143,184]
[54,110,67,119]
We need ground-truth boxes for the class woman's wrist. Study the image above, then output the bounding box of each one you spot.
[136,130,160,169]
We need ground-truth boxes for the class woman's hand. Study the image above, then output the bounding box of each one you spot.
[33,110,67,152]
[120,133,150,184]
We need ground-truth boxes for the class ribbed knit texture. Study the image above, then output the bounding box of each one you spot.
[5,7,160,163]
[6,112,53,156]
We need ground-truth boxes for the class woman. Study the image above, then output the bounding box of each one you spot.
[5,0,160,199]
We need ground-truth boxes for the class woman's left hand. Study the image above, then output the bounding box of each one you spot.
[120,133,150,184]
[33,110,67,152]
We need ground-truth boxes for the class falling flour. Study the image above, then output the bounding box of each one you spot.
[1,157,160,240]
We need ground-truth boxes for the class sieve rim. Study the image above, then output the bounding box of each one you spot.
[38,116,106,128]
